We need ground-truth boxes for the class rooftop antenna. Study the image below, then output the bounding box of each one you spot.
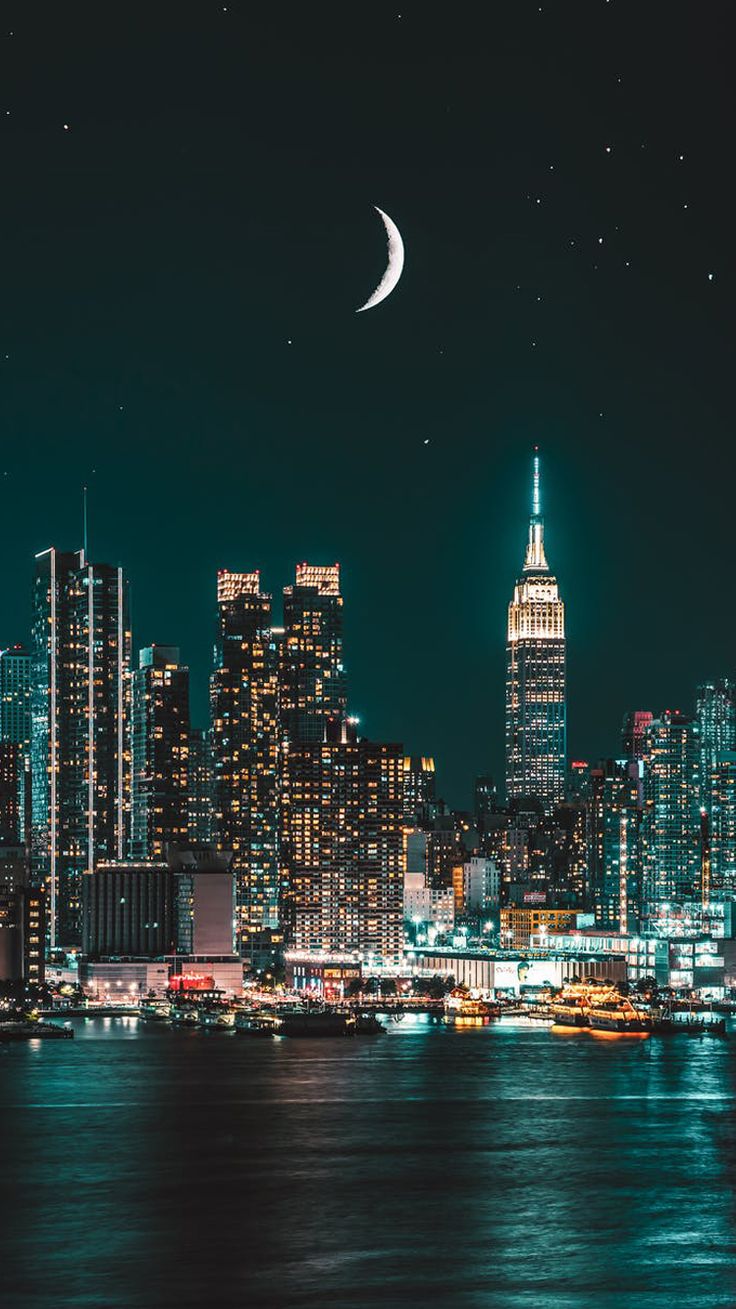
[82,484,89,561]
[532,446,541,519]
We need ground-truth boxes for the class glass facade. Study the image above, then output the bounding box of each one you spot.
[281,563,347,744]
[210,570,280,944]
[588,759,641,931]
[641,712,701,909]
[31,549,131,945]
[130,646,190,861]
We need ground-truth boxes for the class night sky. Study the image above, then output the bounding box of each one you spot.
[1,3,733,805]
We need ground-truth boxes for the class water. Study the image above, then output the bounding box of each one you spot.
[2,1016,736,1308]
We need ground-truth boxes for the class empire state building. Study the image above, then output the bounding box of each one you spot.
[505,451,566,812]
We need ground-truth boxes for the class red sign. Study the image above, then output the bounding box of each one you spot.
[168,974,214,992]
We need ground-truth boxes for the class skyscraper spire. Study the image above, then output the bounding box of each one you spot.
[524,446,548,572]
[506,450,566,812]
[532,446,541,519]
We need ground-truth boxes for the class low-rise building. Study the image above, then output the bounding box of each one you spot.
[284,950,362,1000]
[500,905,579,950]
[409,947,626,995]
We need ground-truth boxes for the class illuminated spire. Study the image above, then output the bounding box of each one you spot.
[524,446,548,572]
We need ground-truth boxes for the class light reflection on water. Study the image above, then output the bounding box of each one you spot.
[1,1015,735,1309]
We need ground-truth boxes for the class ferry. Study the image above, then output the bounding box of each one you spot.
[586,994,650,1035]
[234,1010,279,1038]
[197,1005,235,1031]
[169,1002,200,1026]
[549,981,590,1030]
[550,981,651,1036]
[444,990,501,1021]
[140,1000,171,1022]
[278,1008,357,1038]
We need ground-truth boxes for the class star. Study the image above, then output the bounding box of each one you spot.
[597,236,604,244]
[708,273,715,281]
[605,146,612,154]
[423,438,429,445]
[63,123,70,131]
[287,338,292,345]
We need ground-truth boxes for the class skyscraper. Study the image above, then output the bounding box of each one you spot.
[402,755,436,823]
[31,549,131,945]
[130,646,190,861]
[710,751,736,898]
[621,710,654,761]
[280,718,404,964]
[696,679,736,811]
[588,759,642,930]
[281,563,347,744]
[210,570,280,945]
[505,451,566,812]
[0,645,32,847]
[188,727,213,844]
[640,711,701,910]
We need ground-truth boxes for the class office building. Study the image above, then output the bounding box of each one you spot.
[710,752,736,898]
[696,679,736,811]
[505,451,566,812]
[402,755,436,823]
[82,845,235,960]
[621,711,654,761]
[0,645,32,846]
[188,727,213,844]
[0,743,21,844]
[460,856,500,916]
[500,904,579,950]
[588,759,641,931]
[281,563,347,744]
[210,571,280,947]
[280,719,404,964]
[130,646,190,860]
[641,712,701,910]
[31,549,131,945]
[0,850,44,986]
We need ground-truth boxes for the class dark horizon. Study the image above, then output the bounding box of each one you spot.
[1,3,733,806]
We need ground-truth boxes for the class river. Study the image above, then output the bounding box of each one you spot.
[1,1015,735,1308]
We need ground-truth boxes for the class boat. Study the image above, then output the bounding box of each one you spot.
[140,1000,171,1022]
[586,996,650,1034]
[197,1006,235,1030]
[234,1010,278,1038]
[550,981,652,1036]
[278,1009,356,1038]
[444,990,501,1021]
[169,1003,200,1026]
[549,981,590,1029]
[353,1010,387,1031]
[0,1020,74,1042]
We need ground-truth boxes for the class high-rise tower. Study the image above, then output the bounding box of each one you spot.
[281,563,347,744]
[210,570,280,946]
[130,646,190,861]
[505,451,566,812]
[31,549,131,945]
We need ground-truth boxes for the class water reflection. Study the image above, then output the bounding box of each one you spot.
[0,1017,734,1307]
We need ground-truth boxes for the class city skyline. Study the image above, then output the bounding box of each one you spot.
[5,461,733,816]
[1,6,734,807]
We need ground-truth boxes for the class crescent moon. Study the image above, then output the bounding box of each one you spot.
[356,206,405,313]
